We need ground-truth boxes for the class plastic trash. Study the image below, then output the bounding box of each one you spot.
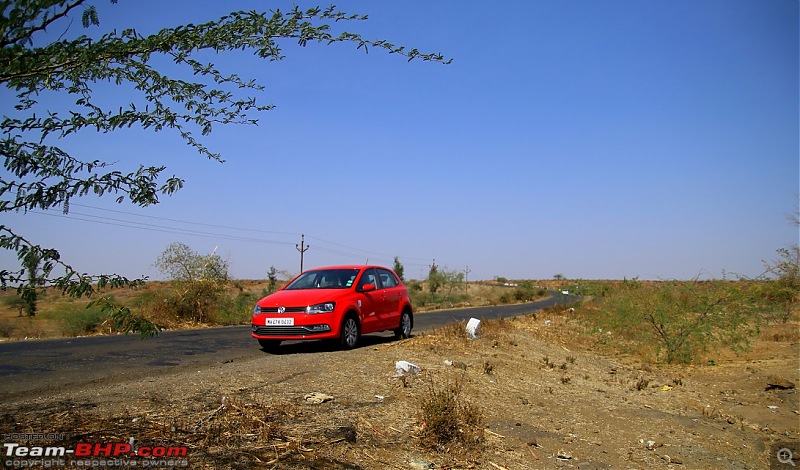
[466,318,481,338]
[304,392,334,404]
[408,460,435,469]
[395,360,421,376]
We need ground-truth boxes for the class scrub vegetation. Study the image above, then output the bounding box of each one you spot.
[0,264,795,368]
[2,300,796,469]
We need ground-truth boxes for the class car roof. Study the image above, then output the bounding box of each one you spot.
[304,265,391,271]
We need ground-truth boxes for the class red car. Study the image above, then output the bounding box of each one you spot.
[251,265,413,351]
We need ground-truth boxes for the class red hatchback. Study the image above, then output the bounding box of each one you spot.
[251,265,413,351]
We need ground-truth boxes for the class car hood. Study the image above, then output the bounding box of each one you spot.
[257,288,352,308]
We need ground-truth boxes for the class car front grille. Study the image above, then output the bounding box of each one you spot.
[258,306,307,313]
[253,326,329,336]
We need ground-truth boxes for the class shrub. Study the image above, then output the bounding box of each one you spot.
[418,375,483,453]
[143,280,226,325]
[513,281,546,302]
[58,304,108,336]
[151,242,230,324]
[0,319,15,337]
[588,279,764,363]
[216,291,260,326]
[1,295,25,316]
[498,291,513,304]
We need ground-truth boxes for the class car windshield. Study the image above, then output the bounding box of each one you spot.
[284,269,360,290]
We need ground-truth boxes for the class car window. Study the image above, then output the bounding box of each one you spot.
[377,268,399,288]
[357,268,379,290]
[285,269,359,290]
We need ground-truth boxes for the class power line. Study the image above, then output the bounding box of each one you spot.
[27,203,447,268]
[304,234,431,263]
[69,203,297,237]
[28,210,295,245]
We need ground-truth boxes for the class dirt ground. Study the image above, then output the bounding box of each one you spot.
[1,308,798,469]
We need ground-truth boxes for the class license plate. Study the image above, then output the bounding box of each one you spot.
[266,318,294,326]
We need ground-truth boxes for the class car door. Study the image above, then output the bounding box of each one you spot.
[355,268,381,333]
[376,268,402,329]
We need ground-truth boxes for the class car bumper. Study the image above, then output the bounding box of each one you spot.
[251,323,336,341]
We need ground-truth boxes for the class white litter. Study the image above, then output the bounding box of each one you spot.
[395,360,421,376]
[466,318,481,338]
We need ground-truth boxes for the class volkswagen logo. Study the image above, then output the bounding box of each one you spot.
[277,306,286,314]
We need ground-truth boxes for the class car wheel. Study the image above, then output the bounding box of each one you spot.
[394,310,412,339]
[258,339,281,352]
[340,315,360,349]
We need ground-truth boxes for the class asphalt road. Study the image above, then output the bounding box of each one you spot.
[0,294,575,400]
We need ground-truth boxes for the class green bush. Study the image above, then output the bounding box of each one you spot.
[407,281,423,292]
[56,304,108,336]
[216,291,260,326]
[587,279,764,363]
[410,289,468,309]
[513,281,546,302]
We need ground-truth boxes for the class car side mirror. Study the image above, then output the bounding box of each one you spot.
[360,283,376,293]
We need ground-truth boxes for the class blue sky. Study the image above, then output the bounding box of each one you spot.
[2,0,798,281]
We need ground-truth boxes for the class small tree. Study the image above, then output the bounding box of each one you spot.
[441,267,465,298]
[428,261,442,294]
[20,248,44,316]
[267,265,279,293]
[393,256,405,282]
[153,243,229,323]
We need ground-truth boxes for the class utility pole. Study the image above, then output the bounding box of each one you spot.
[296,234,310,273]
[464,266,471,294]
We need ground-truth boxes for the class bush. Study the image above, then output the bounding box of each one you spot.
[0,319,15,338]
[216,291,260,326]
[418,375,483,453]
[142,280,226,325]
[2,295,25,316]
[513,281,546,302]
[149,242,230,324]
[57,304,108,336]
[587,279,763,363]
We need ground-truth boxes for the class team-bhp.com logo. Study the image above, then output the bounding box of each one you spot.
[4,442,189,467]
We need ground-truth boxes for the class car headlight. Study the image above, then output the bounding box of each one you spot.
[253,304,261,315]
[307,302,335,314]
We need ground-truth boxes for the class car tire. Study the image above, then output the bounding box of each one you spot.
[339,315,360,349]
[394,310,412,339]
[258,339,281,352]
